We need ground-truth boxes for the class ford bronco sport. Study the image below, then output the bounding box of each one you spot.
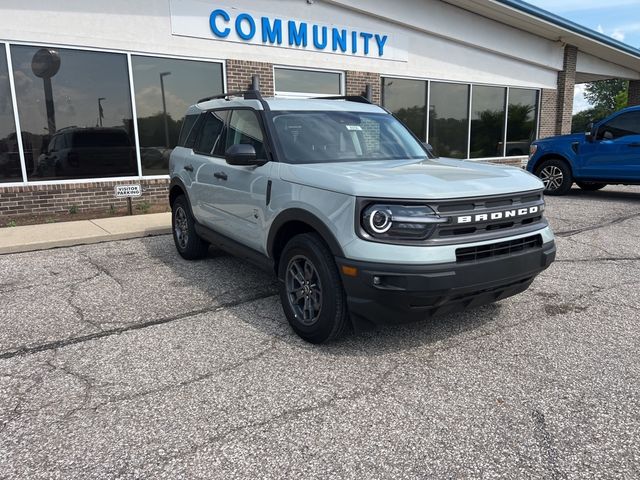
[169,87,556,343]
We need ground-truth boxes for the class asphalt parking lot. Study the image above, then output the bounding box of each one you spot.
[1,186,639,479]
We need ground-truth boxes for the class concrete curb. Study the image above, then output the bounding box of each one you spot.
[0,213,171,255]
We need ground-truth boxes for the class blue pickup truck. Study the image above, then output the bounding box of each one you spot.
[527,106,640,195]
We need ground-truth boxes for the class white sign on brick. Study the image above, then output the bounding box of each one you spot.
[114,185,142,198]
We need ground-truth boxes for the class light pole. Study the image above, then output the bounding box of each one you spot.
[160,71,171,147]
[97,97,106,127]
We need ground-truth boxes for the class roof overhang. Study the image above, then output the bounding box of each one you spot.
[442,0,640,79]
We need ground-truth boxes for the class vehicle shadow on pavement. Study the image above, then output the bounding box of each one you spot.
[144,236,500,355]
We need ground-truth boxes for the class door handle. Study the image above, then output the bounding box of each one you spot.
[184,164,194,172]
[214,171,228,181]
[628,142,640,147]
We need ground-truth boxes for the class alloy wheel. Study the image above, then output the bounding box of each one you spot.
[174,206,189,250]
[285,255,323,326]
[540,165,564,191]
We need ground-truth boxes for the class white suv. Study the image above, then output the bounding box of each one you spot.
[169,88,556,343]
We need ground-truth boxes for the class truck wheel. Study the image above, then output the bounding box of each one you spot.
[278,233,349,344]
[172,195,209,260]
[576,181,606,191]
[536,159,573,196]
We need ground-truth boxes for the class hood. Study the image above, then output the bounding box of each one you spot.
[279,158,543,199]
[534,132,585,144]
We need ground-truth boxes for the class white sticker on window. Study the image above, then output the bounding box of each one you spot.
[346,125,362,131]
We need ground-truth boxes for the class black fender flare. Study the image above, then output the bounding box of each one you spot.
[267,208,345,259]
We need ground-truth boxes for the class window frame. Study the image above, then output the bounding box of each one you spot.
[192,110,229,157]
[0,38,226,187]
[273,65,345,98]
[596,110,640,140]
[381,74,541,161]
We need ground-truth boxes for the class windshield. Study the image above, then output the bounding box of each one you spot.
[271,111,428,164]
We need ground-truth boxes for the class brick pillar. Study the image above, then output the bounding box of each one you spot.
[538,89,558,139]
[345,71,381,104]
[628,80,640,107]
[226,59,274,96]
[556,45,578,135]
[537,45,577,138]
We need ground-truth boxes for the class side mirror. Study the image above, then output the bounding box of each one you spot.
[225,144,262,166]
[603,131,614,141]
[585,122,594,142]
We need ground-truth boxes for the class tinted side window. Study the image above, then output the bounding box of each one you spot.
[599,112,640,140]
[178,114,199,147]
[226,110,265,159]
[193,111,227,155]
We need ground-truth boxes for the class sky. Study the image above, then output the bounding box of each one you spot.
[526,0,640,112]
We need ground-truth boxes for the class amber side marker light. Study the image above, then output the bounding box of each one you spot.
[341,265,359,277]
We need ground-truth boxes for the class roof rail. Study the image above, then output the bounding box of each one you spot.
[197,89,264,104]
[311,95,373,104]
[197,75,272,113]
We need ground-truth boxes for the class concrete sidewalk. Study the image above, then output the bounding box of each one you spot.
[0,213,171,254]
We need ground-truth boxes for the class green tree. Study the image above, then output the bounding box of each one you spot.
[583,79,628,112]
[572,79,629,133]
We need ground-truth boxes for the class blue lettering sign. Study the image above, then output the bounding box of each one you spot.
[209,9,231,38]
[288,21,308,47]
[262,17,282,44]
[332,28,347,52]
[207,10,393,58]
[235,13,256,40]
[375,34,388,56]
[313,25,328,49]
[359,32,373,55]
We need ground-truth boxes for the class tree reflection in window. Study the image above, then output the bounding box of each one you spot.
[506,89,539,157]
[132,56,224,175]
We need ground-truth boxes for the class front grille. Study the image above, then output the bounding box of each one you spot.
[455,235,542,263]
[430,191,545,242]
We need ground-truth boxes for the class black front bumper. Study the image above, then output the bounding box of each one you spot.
[336,240,556,327]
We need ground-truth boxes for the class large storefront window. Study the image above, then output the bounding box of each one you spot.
[11,45,135,181]
[275,68,342,97]
[429,82,469,159]
[506,88,539,156]
[132,56,224,175]
[0,44,22,183]
[470,85,506,158]
[381,78,427,141]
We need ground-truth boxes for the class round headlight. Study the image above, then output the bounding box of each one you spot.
[368,209,393,234]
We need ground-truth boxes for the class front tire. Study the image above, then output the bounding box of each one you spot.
[536,158,573,196]
[172,195,209,260]
[576,181,606,191]
[278,233,349,344]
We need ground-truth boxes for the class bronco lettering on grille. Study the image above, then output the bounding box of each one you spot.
[456,206,540,224]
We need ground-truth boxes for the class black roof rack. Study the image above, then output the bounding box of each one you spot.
[197,89,264,104]
[310,95,373,104]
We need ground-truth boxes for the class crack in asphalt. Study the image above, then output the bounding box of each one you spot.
[554,211,640,237]
[0,290,278,361]
[531,409,567,480]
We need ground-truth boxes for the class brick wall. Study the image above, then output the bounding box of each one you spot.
[226,59,274,96]
[539,89,558,139]
[628,80,640,107]
[0,179,169,218]
[345,71,381,103]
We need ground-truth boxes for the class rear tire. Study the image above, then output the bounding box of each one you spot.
[576,181,606,191]
[535,158,573,196]
[172,195,209,260]
[277,233,349,344]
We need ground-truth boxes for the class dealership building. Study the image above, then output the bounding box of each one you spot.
[1,0,640,218]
